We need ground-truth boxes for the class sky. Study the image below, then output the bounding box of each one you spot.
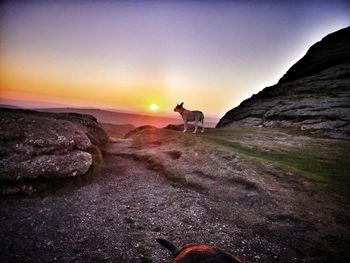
[0,0,349,117]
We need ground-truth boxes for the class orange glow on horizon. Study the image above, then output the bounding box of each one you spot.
[0,64,171,113]
[1,1,349,119]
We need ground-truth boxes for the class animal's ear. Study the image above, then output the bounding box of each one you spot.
[180,102,184,107]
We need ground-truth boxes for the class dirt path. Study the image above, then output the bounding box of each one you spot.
[0,143,242,262]
[1,137,349,262]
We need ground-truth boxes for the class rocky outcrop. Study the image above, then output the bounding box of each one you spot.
[0,108,108,194]
[278,26,350,84]
[217,27,350,139]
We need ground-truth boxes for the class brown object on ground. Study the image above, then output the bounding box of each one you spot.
[157,238,242,263]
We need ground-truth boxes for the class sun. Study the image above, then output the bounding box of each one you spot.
[150,103,159,111]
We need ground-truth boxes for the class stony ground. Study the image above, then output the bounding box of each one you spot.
[1,126,349,263]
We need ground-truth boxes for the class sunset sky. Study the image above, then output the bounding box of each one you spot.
[1,0,349,117]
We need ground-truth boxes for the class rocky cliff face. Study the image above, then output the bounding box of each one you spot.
[217,27,350,139]
[0,108,108,194]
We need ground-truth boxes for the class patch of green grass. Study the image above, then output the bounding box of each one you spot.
[202,129,350,196]
[128,126,349,196]
[82,144,103,182]
[88,144,103,166]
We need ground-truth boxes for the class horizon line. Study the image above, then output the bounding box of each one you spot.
[0,98,221,120]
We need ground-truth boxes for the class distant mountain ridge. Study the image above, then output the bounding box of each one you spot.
[0,101,219,128]
[217,26,350,139]
[37,107,180,127]
[37,108,219,128]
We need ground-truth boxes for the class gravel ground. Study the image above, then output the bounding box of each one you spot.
[1,130,349,263]
[0,152,247,263]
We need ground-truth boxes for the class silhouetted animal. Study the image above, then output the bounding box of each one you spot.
[157,238,242,263]
[174,102,204,133]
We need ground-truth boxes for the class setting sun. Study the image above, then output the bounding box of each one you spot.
[150,103,159,111]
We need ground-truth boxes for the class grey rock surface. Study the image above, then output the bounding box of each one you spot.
[0,108,108,188]
[217,27,350,139]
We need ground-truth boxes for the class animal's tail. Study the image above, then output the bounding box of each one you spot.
[156,238,179,257]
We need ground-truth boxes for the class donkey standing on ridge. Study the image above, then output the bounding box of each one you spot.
[174,102,204,133]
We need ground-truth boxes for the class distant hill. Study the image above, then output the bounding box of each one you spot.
[37,108,219,128]
[217,26,350,139]
[0,104,22,109]
[0,98,71,109]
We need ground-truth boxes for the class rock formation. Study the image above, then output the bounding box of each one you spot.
[0,108,108,194]
[217,26,350,139]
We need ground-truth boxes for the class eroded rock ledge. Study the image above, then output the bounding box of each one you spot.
[217,27,350,139]
[0,108,109,194]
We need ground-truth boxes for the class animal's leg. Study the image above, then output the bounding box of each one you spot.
[183,121,187,132]
[193,120,198,133]
[201,117,205,133]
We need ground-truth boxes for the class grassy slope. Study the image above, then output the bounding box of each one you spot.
[202,127,350,196]
[128,126,350,197]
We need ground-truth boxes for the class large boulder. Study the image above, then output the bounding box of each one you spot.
[0,108,108,193]
[217,27,350,139]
